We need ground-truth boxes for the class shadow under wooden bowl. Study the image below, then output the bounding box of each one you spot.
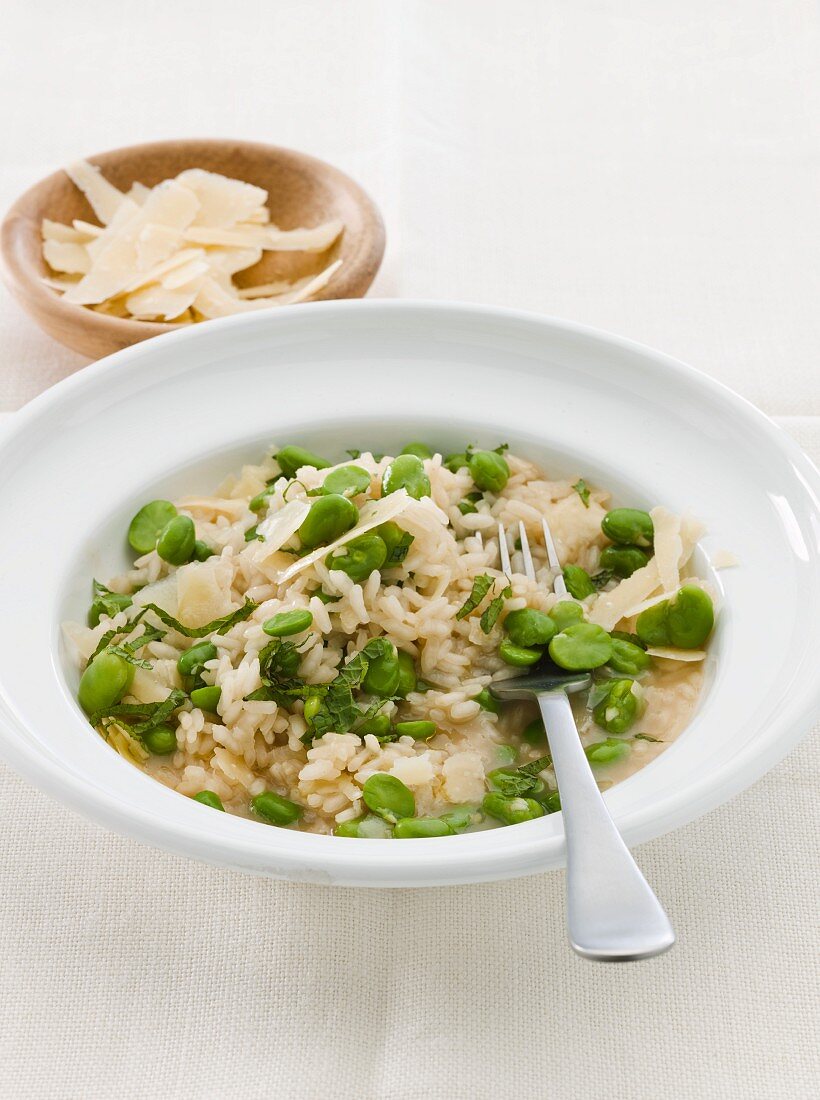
[0,138,386,360]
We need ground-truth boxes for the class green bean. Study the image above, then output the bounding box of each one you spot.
[156,514,196,566]
[263,609,314,637]
[443,452,469,472]
[395,651,417,697]
[549,623,613,670]
[276,446,331,478]
[608,637,652,675]
[394,817,454,838]
[539,791,562,813]
[375,521,412,564]
[382,454,431,500]
[251,791,303,825]
[249,486,276,512]
[322,465,372,497]
[177,642,218,689]
[143,724,177,755]
[192,539,215,561]
[482,793,545,825]
[562,565,596,599]
[599,544,650,578]
[298,494,358,548]
[601,508,654,547]
[522,717,547,745]
[362,642,400,698]
[592,678,643,734]
[355,713,392,739]
[469,450,509,493]
[394,720,437,740]
[190,685,221,712]
[504,608,557,648]
[635,601,671,646]
[473,688,501,714]
[636,586,714,649]
[439,805,481,831]
[499,639,544,667]
[128,500,178,555]
[666,585,714,648]
[335,814,392,838]
[585,738,631,766]
[326,534,387,581]
[78,651,135,715]
[400,443,434,460]
[192,790,225,811]
[362,773,415,823]
[548,601,584,631]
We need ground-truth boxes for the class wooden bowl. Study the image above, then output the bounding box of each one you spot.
[0,138,385,360]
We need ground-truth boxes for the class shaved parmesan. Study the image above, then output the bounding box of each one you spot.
[135,223,183,270]
[127,181,151,205]
[650,507,682,593]
[65,160,133,224]
[679,514,706,567]
[256,499,311,551]
[251,500,312,579]
[176,168,267,228]
[176,497,248,520]
[589,560,661,631]
[125,280,203,321]
[42,161,346,321]
[42,218,92,244]
[237,278,297,299]
[176,557,236,629]
[42,240,90,274]
[72,219,104,237]
[278,491,413,582]
[184,220,342,252]
[131,573,179,615]
[645,647,706,662]
[273,260,343,304]
[712,549,738,569]
[162,258,211,289]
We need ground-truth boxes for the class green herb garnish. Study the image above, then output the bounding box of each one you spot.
[457,491,483,516]
[89,579,133,627]
[572,479,591,508]
[90,688,187,739]
[592,568,615,589]
[141,599,257,638]
[386,531,414,564]
[456,574,493,620]
[480,584,512,634]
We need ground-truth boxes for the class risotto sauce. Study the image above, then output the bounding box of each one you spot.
[64,443,714,837]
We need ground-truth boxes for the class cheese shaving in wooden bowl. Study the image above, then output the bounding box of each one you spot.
[40,162,344,322]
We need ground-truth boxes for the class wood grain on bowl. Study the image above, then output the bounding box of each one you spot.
[0,139,385,360]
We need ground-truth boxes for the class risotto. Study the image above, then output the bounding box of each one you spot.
[63,443,716,837]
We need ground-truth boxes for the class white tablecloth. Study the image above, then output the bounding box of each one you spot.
[0,3,817,1097]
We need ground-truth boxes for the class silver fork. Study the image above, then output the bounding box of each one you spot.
[488,518,675,961]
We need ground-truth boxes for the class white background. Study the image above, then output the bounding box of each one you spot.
[0,2,818,1097]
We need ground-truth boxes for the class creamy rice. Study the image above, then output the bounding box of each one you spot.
[63,446,710,835]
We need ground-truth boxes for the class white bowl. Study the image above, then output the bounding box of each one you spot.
[0,301,817,886]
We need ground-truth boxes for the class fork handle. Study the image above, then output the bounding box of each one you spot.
[537,690,675,961]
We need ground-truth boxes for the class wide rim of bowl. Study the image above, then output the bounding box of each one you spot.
[0,299,818,886]
[0,137,386,348]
